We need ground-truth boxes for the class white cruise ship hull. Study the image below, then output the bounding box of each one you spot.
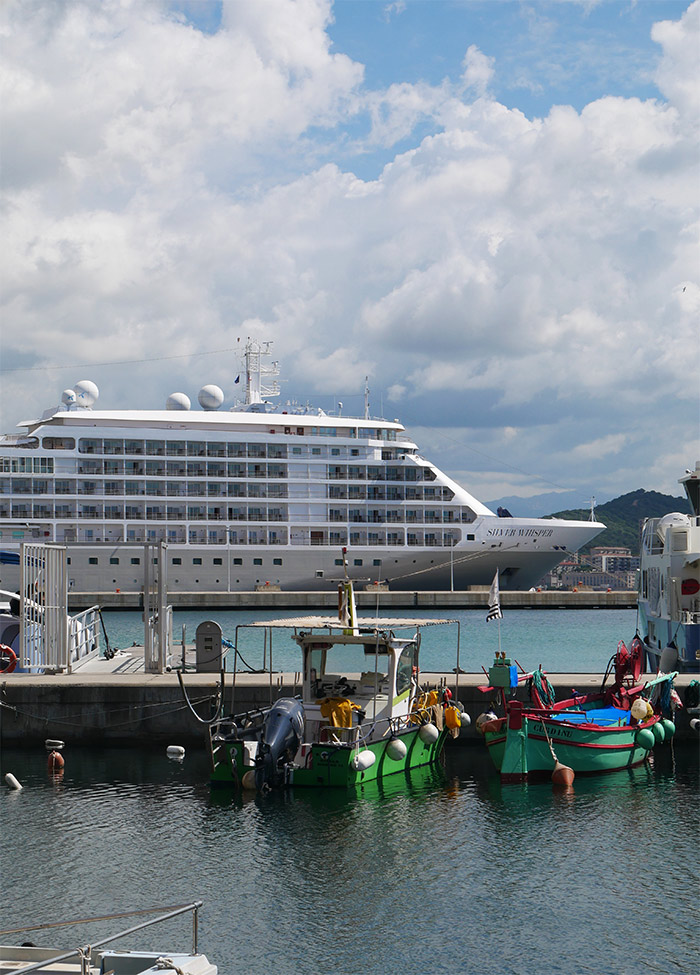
[0,524,600,594]
[0,341,605,595]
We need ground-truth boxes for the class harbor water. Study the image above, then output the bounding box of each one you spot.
[3,608,698,974]
[2,741,697,975]
[102,607,639,673]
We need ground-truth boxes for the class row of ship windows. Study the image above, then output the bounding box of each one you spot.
[6,526,465,547]
[72,556,383,568]
[55,530,462,546]
[8,430,399,457]
[2,484,450,502]
[1,462,432,481]
[1,504,469,523]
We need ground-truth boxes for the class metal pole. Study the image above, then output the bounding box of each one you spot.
[143,543,151,670]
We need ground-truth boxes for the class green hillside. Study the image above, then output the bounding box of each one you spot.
[548,489,691,555]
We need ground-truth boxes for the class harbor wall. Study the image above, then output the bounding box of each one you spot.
[1,672,696,746]
[67,589,637,611]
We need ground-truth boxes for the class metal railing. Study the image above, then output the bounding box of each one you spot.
[2,901,203,975]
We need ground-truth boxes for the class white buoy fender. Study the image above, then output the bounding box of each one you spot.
[45,739,65,752]
[690,718,700,733]
[166,745,185,759]
[386,737,408,761]
[5,773,22,790]
[476,712,497,734]
[460,711,471,727]
[630,698,648,722]
[352,749,376,771]
[418,722,439,744]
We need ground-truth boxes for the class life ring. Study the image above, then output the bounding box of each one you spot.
[0,645,18,674]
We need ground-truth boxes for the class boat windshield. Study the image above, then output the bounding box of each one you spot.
[396,642,418,696]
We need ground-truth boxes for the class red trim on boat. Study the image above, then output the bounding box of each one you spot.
[526,732,635,751]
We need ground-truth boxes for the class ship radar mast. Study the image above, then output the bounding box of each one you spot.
[241,338,280,406]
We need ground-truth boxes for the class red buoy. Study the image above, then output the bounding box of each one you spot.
[552,760,575,787]
[47,751,65,773]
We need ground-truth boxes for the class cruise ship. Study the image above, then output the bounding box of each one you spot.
[0,340,605,593]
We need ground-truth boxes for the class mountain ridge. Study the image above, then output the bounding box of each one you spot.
[546,488,691,554]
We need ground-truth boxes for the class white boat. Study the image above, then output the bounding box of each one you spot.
[637,462,700,673]
[0,340,604,594]
[1,901,216,974]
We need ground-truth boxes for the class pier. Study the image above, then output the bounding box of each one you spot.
[1,670,696,746]
[67,589,638,611]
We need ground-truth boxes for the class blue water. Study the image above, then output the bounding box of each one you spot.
[102,608,638,674]
[2,741,697,975]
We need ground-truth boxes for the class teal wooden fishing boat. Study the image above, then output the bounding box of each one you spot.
[209,565,464,792]
[478,639,679,783]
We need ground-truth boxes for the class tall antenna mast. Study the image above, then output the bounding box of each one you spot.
[589,496,596,522]
[241,338,280,406]
[364,377,370,420]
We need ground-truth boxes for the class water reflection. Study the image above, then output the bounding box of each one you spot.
[2,742,697,975]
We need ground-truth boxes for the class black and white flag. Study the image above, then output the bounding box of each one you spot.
[486,570,503,622]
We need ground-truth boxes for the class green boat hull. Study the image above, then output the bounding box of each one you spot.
[211,725,449,790]
[484,715,658,781]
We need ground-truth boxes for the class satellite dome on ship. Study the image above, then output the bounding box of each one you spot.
[74,380,99,408]
[166,392,191,411]
[198,385,224,411]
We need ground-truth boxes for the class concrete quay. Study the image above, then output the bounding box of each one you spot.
[67,589,638,611]
[1,671,696,747]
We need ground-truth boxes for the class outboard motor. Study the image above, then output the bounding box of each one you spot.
[255,698,305,791]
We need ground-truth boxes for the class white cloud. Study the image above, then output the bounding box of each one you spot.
[461,45,495,97]
[652,0,700,123]
[1,0,698,501]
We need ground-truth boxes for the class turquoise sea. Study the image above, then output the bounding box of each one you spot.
[101,607,639,673]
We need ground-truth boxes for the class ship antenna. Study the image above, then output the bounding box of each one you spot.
[589,496,596,522]
[364,377,370,420]
[241,337,280,406]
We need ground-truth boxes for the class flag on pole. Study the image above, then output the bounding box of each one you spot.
[486,570,503,622]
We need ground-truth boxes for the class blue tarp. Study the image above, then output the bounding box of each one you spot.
[550,707,631,726]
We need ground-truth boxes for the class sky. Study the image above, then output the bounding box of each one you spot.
[1,0,698,514]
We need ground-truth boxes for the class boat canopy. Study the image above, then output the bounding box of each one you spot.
[244,615,456,629]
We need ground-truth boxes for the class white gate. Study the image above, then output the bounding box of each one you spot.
[19,543,101,672]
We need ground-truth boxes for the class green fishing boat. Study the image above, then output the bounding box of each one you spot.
[478,640,679,783]
[209,565,464,792]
